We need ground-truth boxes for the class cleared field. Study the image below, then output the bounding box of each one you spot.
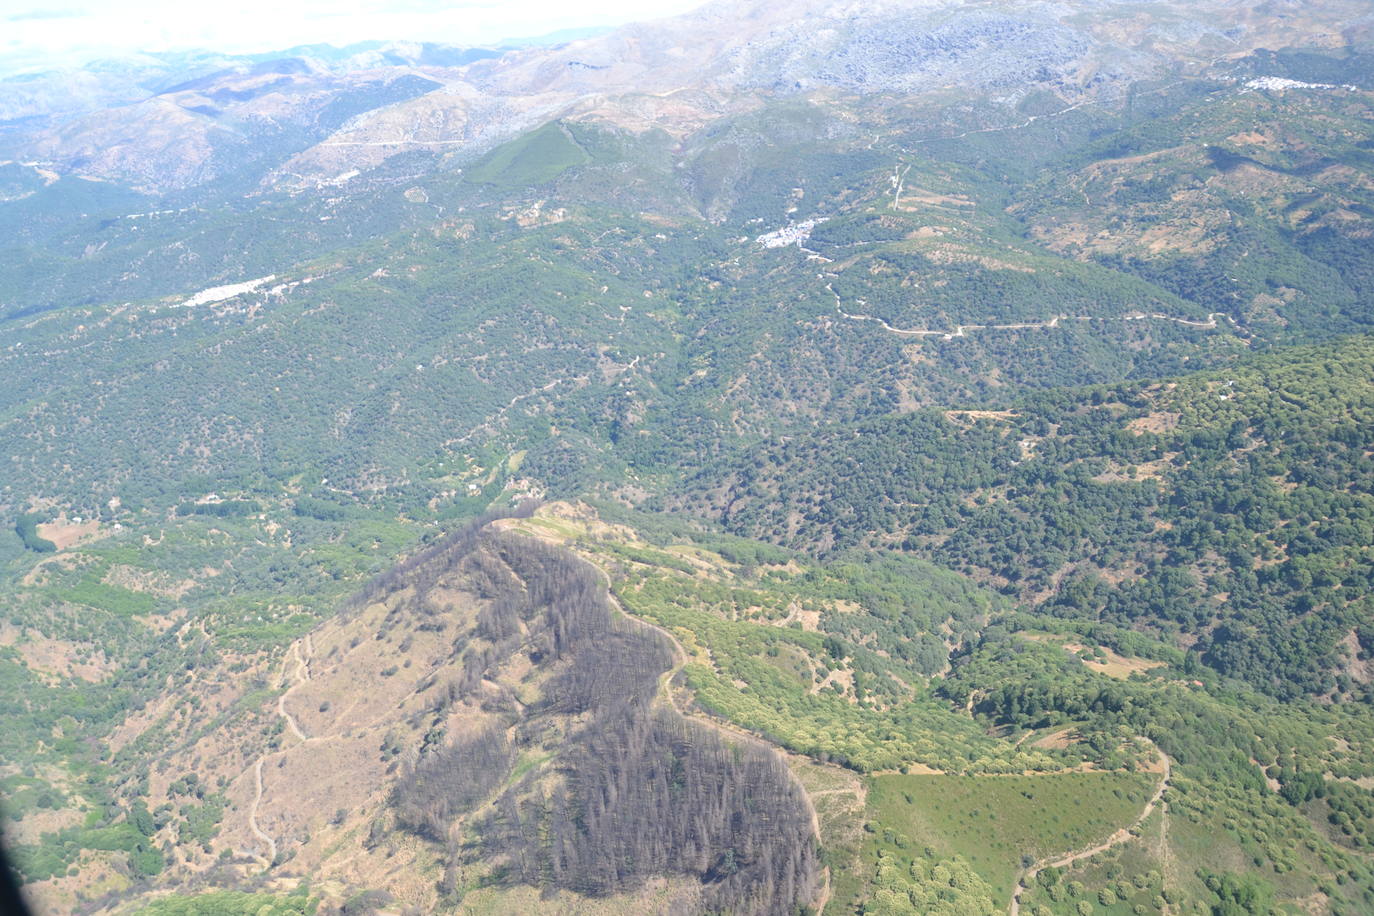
[863,771,1156,902]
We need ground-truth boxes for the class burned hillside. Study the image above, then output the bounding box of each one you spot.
[388,527,822,913]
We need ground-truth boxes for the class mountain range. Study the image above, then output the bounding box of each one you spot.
[4,1,1374,914]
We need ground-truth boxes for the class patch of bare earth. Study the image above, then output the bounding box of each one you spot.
[1340,629,1373,685]
[1034,727,1079,750]
[96,504,834,912]
[944,409,1018,425]
[11,633,113,683]
[1127,411,1180,434]
[1063,642,1166,680]
[782,599,822,632]
[115,581,492,912]
[896,189,974,209]
[921,246,1035,273]
[811,665,856,701]
[7,803,86,845]
[36,516,101,549]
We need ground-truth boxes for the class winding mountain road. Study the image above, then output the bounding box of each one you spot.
[247,757,277,866]
[243,634,317,866]
[276,642,311,741]
[829,283,1241,341]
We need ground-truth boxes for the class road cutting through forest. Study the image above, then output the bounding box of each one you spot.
[829,283,1242,340]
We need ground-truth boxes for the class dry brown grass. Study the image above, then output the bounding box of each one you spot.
[1062,642,1166,680]
[1033,727,1079,750]
[943,409,1018,424]
[11,634,113,683]
[896,189,975,209]
[36,516,100,550]
[1127,411,1180,434]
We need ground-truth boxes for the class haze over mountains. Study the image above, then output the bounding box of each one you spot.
[5,0,1368,193]
[4,1,1374,914]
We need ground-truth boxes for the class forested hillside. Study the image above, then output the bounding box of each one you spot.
[680,338,1374,698]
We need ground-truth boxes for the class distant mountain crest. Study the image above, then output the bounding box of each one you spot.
[2,0,1366,192]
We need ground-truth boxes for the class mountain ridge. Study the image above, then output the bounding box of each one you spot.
[6,0,1370,193]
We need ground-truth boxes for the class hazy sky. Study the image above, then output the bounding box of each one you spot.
[1,0,706,68]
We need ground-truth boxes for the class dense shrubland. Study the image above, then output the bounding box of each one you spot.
[683,337,1374,699]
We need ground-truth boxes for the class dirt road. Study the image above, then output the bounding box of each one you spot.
[1009,742,1171,916]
